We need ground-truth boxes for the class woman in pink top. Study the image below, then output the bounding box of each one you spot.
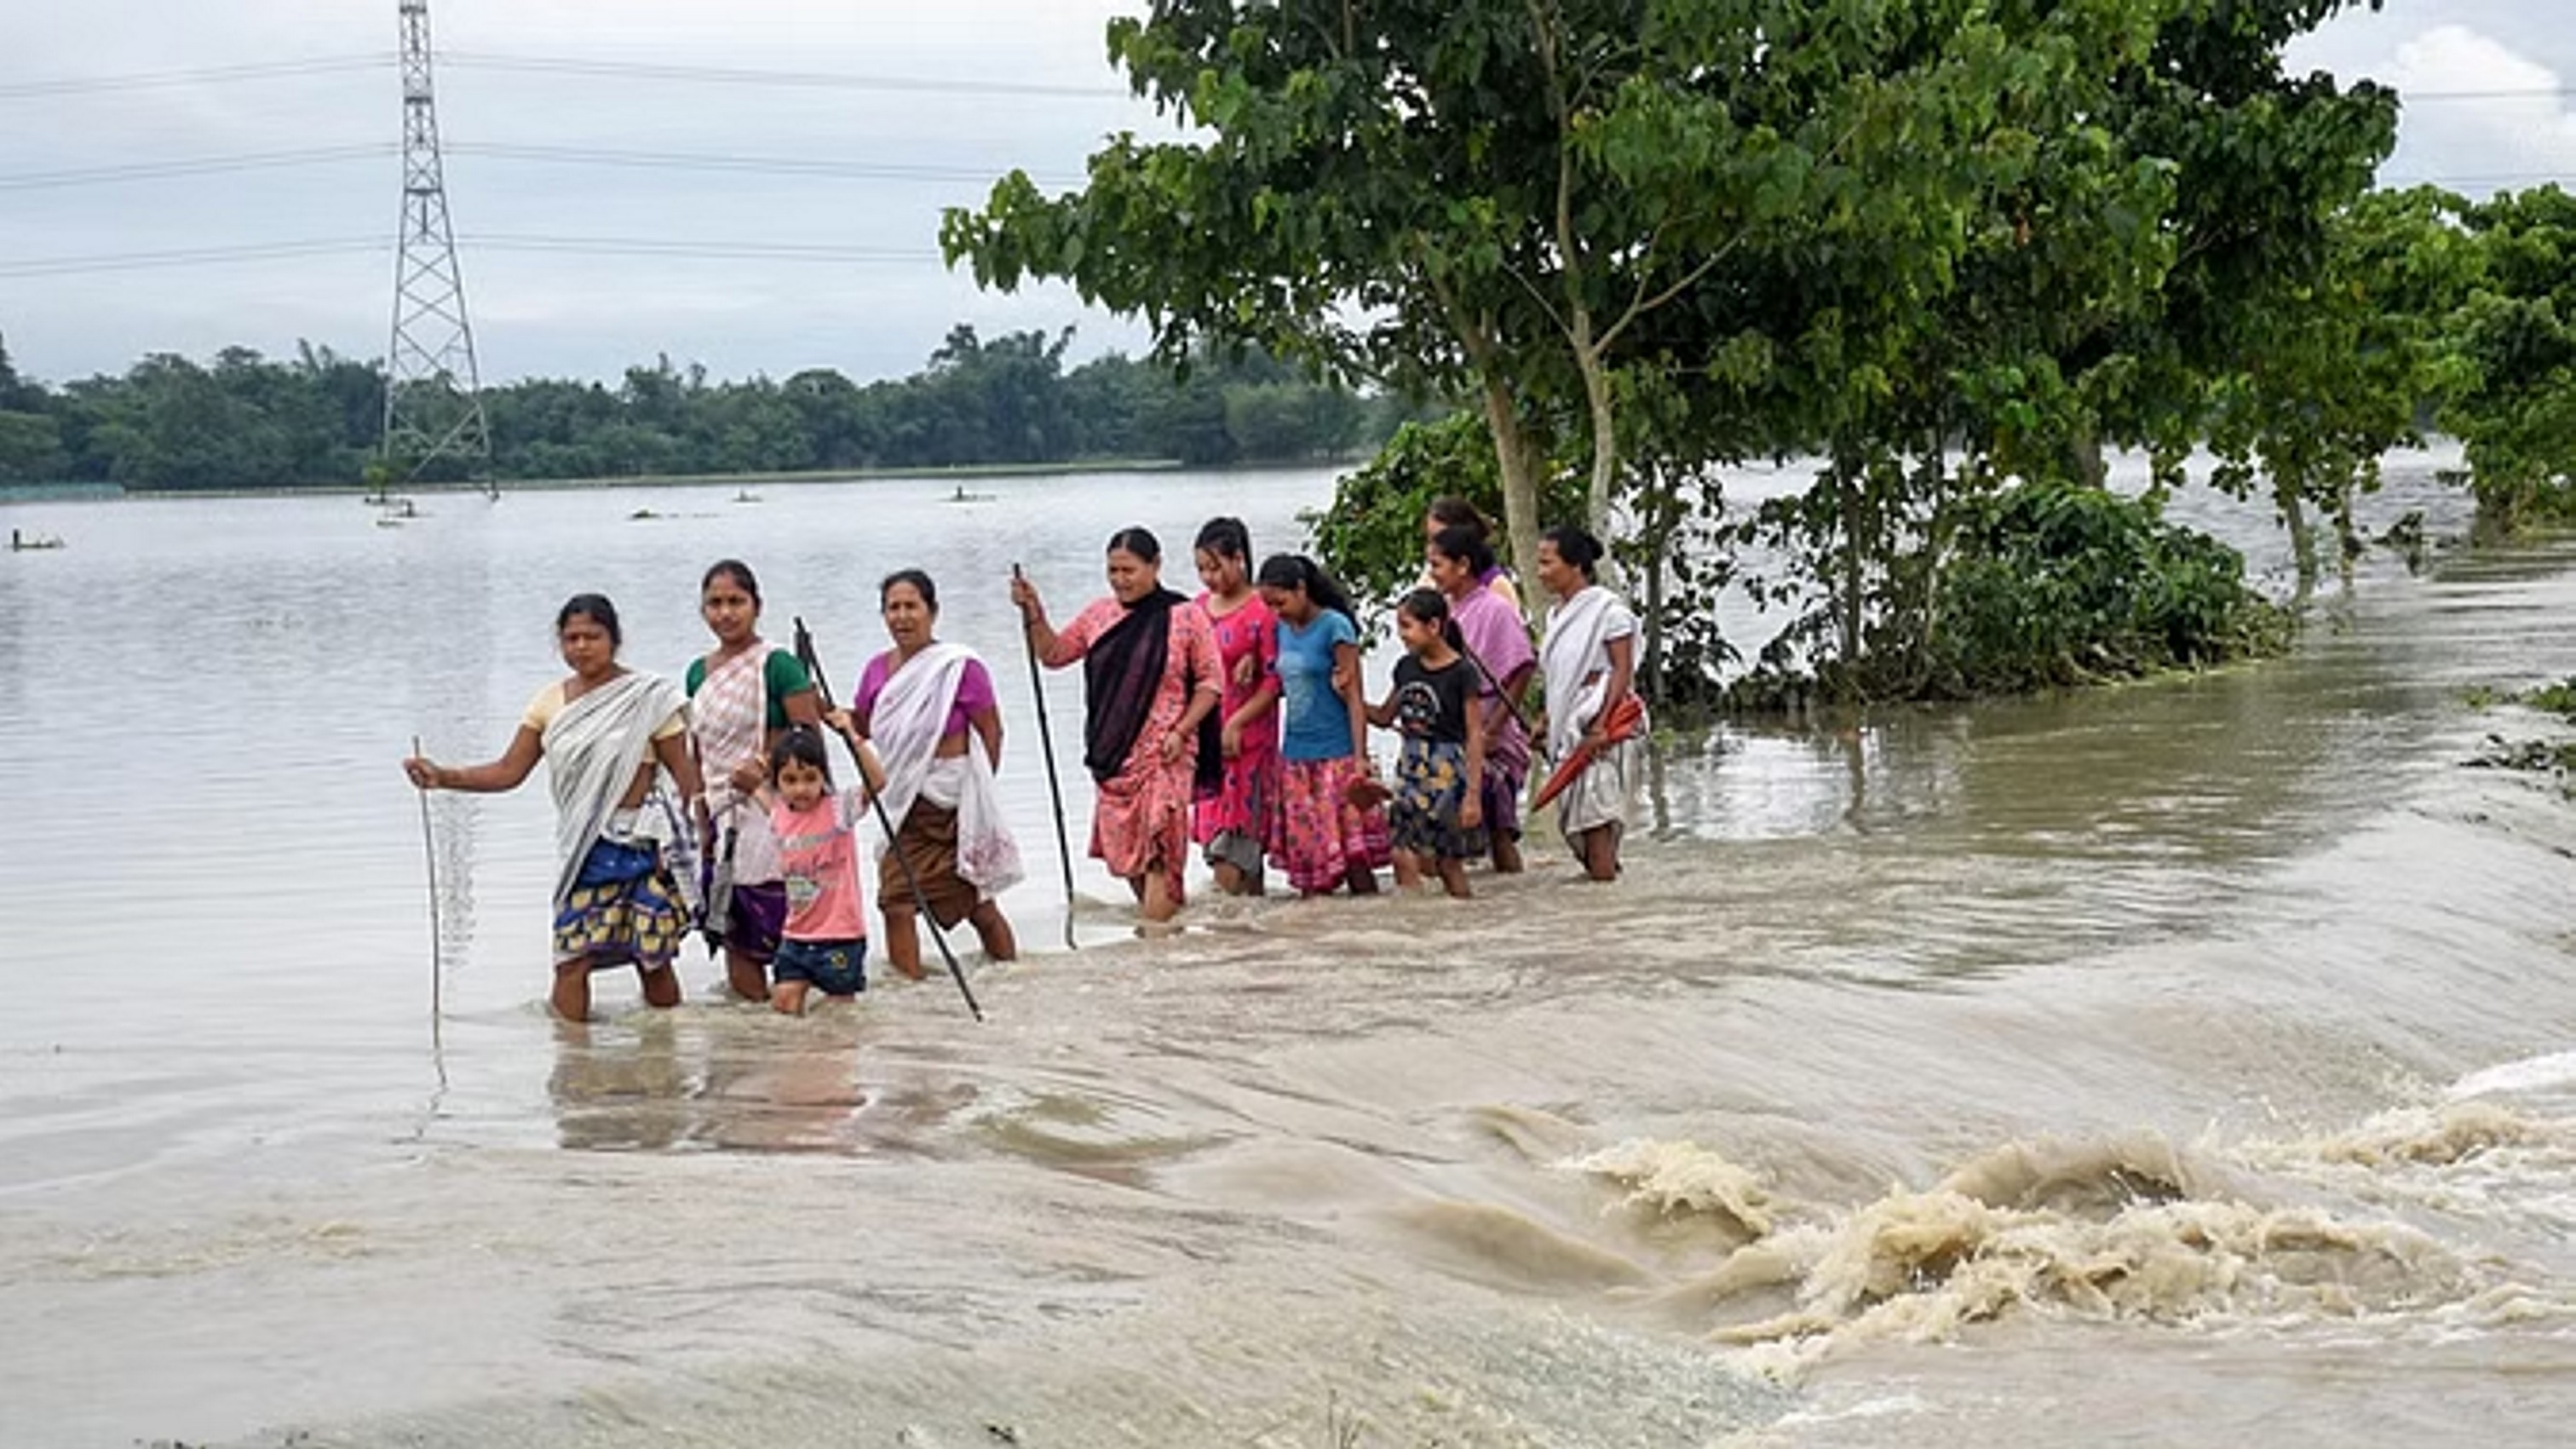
[1009,526,1224,924]
[1189,517,1281,896]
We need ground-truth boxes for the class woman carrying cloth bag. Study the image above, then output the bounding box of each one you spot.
[851,569,1023,978]
[685,559,821,1001]
[405,593,706,1021]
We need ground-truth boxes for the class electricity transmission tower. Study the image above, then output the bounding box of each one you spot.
[382,0,493,495]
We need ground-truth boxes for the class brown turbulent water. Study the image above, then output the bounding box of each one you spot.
[3,457,2574,1446]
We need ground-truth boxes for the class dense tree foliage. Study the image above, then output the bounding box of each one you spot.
[948,0,2541,708]
[2441,186,2576,532]
[0,325,1386,491]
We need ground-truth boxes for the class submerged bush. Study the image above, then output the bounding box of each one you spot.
[1928,480,2292,696]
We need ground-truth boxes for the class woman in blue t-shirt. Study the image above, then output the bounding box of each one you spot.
[1254,555,1391,897]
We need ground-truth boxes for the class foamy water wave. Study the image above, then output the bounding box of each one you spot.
[1561,1134,2502,1376]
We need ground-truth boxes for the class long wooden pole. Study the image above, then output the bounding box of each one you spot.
[411,733,442,1019]
[1014,564,1080,951]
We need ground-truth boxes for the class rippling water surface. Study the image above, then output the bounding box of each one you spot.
[5,457,2576,1446]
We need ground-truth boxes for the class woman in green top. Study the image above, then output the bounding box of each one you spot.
[687,560,822,1001]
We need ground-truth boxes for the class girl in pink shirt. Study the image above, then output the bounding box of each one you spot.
[734,716,883,1015]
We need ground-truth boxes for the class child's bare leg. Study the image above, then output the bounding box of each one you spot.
[1392,848,1423,890]
[1212,860,1250,895]
[722,947,767,1001]
[1491,831,1523,874]
[550,961,593,1021]
[883,903,929,980]
[969,902,1018,961]
[1344,862,1379,895]
[770,980,812,1015]
[1436,857,1472,899]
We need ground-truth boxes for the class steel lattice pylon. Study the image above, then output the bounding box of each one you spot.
[382,0,492,492]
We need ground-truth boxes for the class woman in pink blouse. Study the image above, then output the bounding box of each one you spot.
[1009,527,1224,923]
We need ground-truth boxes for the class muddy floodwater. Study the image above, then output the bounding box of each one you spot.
[4,457,2575,1446]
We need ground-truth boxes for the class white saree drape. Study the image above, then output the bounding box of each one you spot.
[868,641,1025,897]
[542,670,688,907]
[1538,585,1645,838]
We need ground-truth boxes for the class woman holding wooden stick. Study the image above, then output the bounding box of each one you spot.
[1009,528,1223,924]
[850,569,1022,979]
[403,594,704,1021]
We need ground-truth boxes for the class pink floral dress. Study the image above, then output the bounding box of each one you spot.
[1192,591,1282,865]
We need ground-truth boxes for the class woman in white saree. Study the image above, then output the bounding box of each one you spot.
[405,594,705,1021]
[851,570,1023,978]
[1536,527,1647,882]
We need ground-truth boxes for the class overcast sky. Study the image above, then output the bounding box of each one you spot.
[0,0,2566,388]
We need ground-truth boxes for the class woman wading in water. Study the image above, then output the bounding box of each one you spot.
[405,594,705,1021]
[1009,528,1223,924]
[850,569,1022,978]
[684,560,819,1000]
[1190,517,1281,896]
[1536,526,1646,881]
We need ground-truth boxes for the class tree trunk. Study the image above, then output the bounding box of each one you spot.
[1579,340,1619,544]
[2068,429,2107,490]
[1834,457,1865,673]
[1642,497,1668,705]
[1478,373,1544,621]
[2284,494,2319,591]
[1917,442,1948,687]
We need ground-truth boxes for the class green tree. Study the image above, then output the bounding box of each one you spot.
[2442,185,2576,531]
[945,0,2184,599]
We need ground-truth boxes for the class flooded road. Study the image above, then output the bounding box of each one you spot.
[3,457,2574,1446]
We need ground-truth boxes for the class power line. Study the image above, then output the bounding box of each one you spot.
[0,141,1069,193]
[446,141,1078,188]
[0,238,387,279]
[439,51,1131,101]
[465,234,940,262]
[0,234,945,279]
[0,55,388,100]
[2402,87,2576,104]
[0,146,393,191]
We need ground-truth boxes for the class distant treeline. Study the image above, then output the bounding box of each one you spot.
[0,324,1406,492]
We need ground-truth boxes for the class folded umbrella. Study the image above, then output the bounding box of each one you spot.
[1531,693,1646,810]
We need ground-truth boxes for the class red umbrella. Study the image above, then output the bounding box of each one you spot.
[1532,694,1646,810]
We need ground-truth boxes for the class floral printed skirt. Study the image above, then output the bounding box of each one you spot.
[1092,758,1192,903]
[1274,755,1392,894]
[1390,738,1488,862]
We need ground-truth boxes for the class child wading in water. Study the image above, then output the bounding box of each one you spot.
[733,716,883,1015]
[1256,554,1392,896]
[1370,589,1487,899]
